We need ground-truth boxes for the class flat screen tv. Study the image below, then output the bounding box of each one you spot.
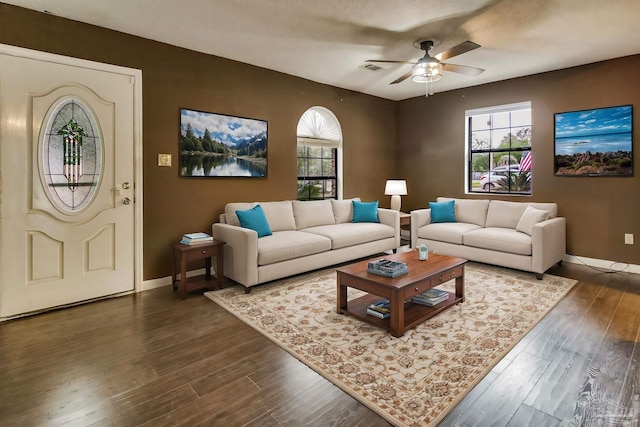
[554,104,633,176]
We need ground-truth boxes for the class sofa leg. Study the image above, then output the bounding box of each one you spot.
[244,286,251,294]
[535,273,543,280]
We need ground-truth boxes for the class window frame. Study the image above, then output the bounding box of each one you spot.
[297,143,338,201]
[296,107,343,201]
[466,102,532,196]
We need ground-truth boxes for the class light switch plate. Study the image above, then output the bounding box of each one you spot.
[158,153,171,167]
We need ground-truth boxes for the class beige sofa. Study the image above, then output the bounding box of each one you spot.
[411,197,566,279]
[212,199,400,292]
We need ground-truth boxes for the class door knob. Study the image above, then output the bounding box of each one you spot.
[122,182,131,189]
[123,197,131,205]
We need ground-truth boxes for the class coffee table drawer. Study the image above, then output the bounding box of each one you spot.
[431,266,464,286]
[405,266,464,298]
[406,280,434,299]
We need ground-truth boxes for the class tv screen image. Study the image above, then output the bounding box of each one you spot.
[554,104,633,176]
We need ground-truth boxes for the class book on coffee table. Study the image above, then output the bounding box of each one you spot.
[412,288,449,306]
[367,299,391,318]
[367,259,408,277]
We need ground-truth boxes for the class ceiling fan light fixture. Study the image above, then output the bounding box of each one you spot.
[411,62,443,83]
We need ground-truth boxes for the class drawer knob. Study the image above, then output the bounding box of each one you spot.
[451,272,455,277]
[439,276,442,281]
[415,287,419,291]
[202,250,207,254]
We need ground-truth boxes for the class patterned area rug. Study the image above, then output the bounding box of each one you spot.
[205,263,577,426]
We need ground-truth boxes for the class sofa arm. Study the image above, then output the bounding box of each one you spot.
[377,208,401,248]
[212,223,259,287]
[531,217,566,274]
[410,209,431,248]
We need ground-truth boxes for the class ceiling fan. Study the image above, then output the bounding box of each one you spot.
[367,38,485,85]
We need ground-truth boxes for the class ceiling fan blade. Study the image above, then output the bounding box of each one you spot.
[390,69,413,85]
[366,59,415,65]
[438,40,480,61]
[442,63,485,76]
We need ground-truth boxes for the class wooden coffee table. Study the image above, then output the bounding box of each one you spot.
[336,251,466,337]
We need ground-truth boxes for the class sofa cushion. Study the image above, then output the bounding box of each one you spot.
[259,201,296,231]
[236,205,272,238]
[464,227,532,256]
[516,206,549,236]
[527,202,558,219]
[224,202,256,226]
[485,200,528,229]
[302,222,394,249]
[331,198,361,223]
[293,200,336,230]
[257,231,331,265]
[429,200,456,223]
[438,197,490,227]
[352,200,380,223]
[418,222,482,245]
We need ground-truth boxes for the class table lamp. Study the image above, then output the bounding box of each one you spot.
[384,179,407,211]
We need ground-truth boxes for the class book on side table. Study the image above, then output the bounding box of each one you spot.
[180,232,214,245]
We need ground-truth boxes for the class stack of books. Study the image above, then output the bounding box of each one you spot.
[180,232,213,245]
[412,288,449,306]
[366,259,408,277]
[367,299,391,319]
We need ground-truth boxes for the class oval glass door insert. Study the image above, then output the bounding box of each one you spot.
[41,97,102,213]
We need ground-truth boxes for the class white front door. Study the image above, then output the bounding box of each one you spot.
[0,46,142,318]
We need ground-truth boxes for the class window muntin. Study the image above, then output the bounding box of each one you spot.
[467,103,532,195]
[297,145,337,200]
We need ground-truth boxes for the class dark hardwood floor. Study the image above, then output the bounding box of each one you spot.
[1,261,639,426]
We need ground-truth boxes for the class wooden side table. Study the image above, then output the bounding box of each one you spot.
[399,212,411,247]
[171,240,225,299]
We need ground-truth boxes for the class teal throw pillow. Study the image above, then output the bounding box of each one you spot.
[429,200,457,223]
[236,204,272,237]
[352,200,379,223]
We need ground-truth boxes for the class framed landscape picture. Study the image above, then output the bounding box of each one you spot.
[179,108,267,177]
[554,105,633,176]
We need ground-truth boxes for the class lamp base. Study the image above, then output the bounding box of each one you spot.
[390,195,401,211]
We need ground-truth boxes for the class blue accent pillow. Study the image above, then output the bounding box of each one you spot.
[352,200,379,223]
[429,200,457,223]
[236,205,272,237]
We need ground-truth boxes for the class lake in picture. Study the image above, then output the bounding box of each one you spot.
[179,108,267,177]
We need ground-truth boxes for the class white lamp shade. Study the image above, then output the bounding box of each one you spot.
[384,180,407,196]
[385,180,407,211]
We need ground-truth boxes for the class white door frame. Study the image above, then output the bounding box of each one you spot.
[0,43,144,297]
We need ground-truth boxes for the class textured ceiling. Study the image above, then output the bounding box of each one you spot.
[4,0,640,101]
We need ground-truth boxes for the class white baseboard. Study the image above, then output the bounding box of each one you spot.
[141,256,639,292]
[563,254,640,275]
[141,268,211,292]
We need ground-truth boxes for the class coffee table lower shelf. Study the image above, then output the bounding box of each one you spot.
[340,292,462,335]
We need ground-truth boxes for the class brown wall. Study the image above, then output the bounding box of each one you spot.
[2,4,638,277]
[398,55,640,265]
[0,4,397,280]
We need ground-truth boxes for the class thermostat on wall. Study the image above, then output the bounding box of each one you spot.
[158,153,171,167]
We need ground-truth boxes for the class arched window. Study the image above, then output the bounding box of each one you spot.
[296,107,343,200]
